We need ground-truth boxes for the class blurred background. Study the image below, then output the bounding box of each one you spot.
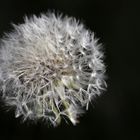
[0,0,140,140]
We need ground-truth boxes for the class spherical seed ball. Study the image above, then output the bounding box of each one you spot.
[0,12,106,126]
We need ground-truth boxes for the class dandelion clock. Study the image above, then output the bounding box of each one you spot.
[0,12,106,126]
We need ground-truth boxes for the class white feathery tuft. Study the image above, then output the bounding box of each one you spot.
[0,12,106,126]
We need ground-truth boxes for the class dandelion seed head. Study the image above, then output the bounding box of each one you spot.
[0,12,106,126]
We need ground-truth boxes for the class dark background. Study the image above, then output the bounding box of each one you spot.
[0,0,140,140]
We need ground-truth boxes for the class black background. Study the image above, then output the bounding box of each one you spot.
[0,0,140,140]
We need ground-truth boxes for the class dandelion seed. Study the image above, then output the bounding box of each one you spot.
[0,12,106,126]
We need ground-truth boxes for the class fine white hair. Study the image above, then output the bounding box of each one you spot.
[0,12,106,126]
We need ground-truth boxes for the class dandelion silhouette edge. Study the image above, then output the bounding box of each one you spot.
[0,12,106,126]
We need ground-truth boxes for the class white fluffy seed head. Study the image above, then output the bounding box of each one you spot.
[0,12,106,126]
